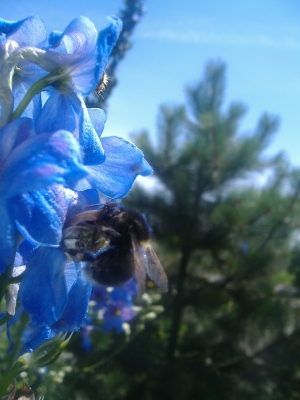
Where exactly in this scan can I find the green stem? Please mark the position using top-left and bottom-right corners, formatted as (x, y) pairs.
(0, 313), (12, 327)
(0, 263), (14, 303)
(83, 328), (142, 372)
(0, 359), (26, 398)
(6, 311), (30, 370)
(166, 250), (190, 361)
(10, 71), (53, 121)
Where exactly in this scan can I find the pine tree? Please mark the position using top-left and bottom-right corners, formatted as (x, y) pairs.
(85, 0), (146, 110)
(121, 60), (300, 399)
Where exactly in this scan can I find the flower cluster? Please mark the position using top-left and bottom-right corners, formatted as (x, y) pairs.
(0, 15), (152, 352)
(81, 279), (137, 351)
(92, 278), (137, 333)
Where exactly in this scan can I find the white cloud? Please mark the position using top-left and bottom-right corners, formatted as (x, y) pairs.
(140, 25), (300, 49)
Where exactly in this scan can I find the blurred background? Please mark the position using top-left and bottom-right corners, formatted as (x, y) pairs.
(1, 0), (300, 399)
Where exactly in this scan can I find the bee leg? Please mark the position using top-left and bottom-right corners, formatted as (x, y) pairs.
(81, 251), (98, 261)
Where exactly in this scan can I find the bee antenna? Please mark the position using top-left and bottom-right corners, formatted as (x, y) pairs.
(84, 203), (104, 209)
(84, 199), (121, 210)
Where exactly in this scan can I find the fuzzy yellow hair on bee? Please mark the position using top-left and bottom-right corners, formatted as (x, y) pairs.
(94, 72), (109, 98)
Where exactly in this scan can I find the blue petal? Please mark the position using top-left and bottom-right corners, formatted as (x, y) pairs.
(120, 305), (136, 322)
(36, 93), (105, 165)
(63, 261), (78, 292)
(19, 247), (69, 327)
(42, 17), (98, 94)
(80, 320), (93, 353)
(11, 186), (68, 246)
(103, 313), (123, 333)
(47, 30), (63, 48)
(52, 272), (92, 332)
(0, 16), (46, 45)
(24, 325), (52, 353)
(13, 73), (43, 121)
(77, 189), (101, 207)
(76, 136), (153, 198)
(36, 92), (76, 134)
(0, 130), (88, 197)
(17, 240), (38, 263)
(14, 252), (23, 267)
(111, 286), (132, 304)
(88, 108), (106, 137)
(65, 188), (101, 220)
(79, 101), (105, 165)
(91, 286), (109, 309)
(0, 18), (26, 36)
(47, 16), (96, 52)
(0, 118), (34, 166)
(96, 16), (123, 80)
(123, 277), (138, 296)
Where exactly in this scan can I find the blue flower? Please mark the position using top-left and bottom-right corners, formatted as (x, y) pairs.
(6, 248), (92, 352)
(45, 16), (121, 94)
(18, 248), (92, 351)
(78, 279), (138, 341)
(80, 317), (94, 353)
(1, 14), (151, 199)
(36, 92), (106, 166)
(95, 16), (122, 83)
(33, 16), (123, 168)
(16, 190), (102, 344)
(90, 285), (110, 310)
(74, 112), (153, 198)
(103, 293), (137, 333)
(0, 12), (154, 357)
(0, 16), (47, 126)
(37, 94), (153, 198)
(0, 15), (46, 46)
(0, 117), (87, 273)
(0, 16), (121, 129)
(102, 279), (137, 333)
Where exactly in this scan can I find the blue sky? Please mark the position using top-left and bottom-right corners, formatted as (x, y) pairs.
(1, 0), (300, 165)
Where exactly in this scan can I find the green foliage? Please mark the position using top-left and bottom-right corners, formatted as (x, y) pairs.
(124, 60), (300, 399)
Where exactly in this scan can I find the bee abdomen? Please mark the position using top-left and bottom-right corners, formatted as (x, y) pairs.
(83, 247), (134, 287)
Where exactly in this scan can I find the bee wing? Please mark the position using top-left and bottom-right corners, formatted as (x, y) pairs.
(143, 244), (168, 292)
(130, 234), (147, 296)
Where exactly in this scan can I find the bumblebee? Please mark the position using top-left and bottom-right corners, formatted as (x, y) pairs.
(63, 202), (168, 295)
(94, 72), (109, 98)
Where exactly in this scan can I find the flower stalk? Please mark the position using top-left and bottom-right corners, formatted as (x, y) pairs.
(0, 11), (159, 394)
(10, 71), (55, 121)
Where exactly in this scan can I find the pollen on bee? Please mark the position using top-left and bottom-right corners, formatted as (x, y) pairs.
(94, 72), (109, 98)
(141, 241), (151, 249)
